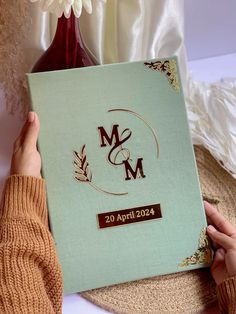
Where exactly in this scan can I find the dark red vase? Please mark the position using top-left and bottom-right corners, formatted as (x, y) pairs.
(32, 11), (94, 72)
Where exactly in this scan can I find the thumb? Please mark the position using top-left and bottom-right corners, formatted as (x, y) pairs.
(207, 225), (235, 250)
(23, 112), (40, 149)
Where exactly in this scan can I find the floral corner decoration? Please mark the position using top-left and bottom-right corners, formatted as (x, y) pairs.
(179, 228), (213, 267)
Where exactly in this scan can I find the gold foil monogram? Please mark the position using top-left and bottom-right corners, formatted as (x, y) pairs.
(144, 59), (180, 92)
(97, 124), (145, 181)
(108, 109), (159, 158)
(73, 109), (159, 196)
(178, 228), (212, 267)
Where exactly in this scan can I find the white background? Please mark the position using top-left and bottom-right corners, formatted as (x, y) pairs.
(185, 0), (236, 60)
(185, 0), (236, 83)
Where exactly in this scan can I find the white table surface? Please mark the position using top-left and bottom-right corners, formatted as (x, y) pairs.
(0, 54), (234, 313)
(188, 52), (236, 82)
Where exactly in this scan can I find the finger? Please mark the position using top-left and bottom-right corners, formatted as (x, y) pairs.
(13, 116), (30, 152)
(22, 112), (40, 149)
(205, 214), (214, 226)
(204, 201), (236, 236)
(212, 248), (225, 269)
(207, 225), (236, 250)
(213, 247), (225, 261)
(211, 248), (228, 285)
(210, 239), (220, 250)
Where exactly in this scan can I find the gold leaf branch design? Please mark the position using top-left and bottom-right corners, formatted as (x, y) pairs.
(178, 228), (212, 267)
(74, 145), (92, 182)
(73, 145), (128, 196)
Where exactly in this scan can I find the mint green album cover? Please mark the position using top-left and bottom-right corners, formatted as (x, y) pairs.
(27, 57), (212, 294)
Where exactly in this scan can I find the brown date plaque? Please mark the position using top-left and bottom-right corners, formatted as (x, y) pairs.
(97, 204), (162, 229)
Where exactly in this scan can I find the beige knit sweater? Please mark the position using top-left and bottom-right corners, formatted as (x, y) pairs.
(0, 175), (235, 313)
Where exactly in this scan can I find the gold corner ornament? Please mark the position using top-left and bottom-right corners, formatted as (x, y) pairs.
(178, 228), (212, 267)
(144, 59), (180, 92)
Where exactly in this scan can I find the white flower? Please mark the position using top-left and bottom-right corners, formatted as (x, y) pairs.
(30, 0), (106, 18)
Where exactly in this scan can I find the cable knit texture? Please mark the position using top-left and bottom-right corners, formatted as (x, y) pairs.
(217, 277), (236, 314)
(0, 175), (63, 313)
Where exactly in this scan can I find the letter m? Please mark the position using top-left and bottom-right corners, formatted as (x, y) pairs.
(98, 124), (120, 147)
(123, 158), (146, 181)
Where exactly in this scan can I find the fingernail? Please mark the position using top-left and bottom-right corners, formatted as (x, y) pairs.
(28, 111), (35, 123)
(207, 225), (216, 233)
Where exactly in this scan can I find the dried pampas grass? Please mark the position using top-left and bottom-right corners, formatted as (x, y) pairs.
(0, 0), (32, 116)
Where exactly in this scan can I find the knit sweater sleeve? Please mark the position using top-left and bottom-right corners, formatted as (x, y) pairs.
(216, 277), (236, 314)
(0, 175), (63, 314)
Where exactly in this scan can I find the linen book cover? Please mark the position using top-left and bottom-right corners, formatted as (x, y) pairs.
(27, 57), (212, 294)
